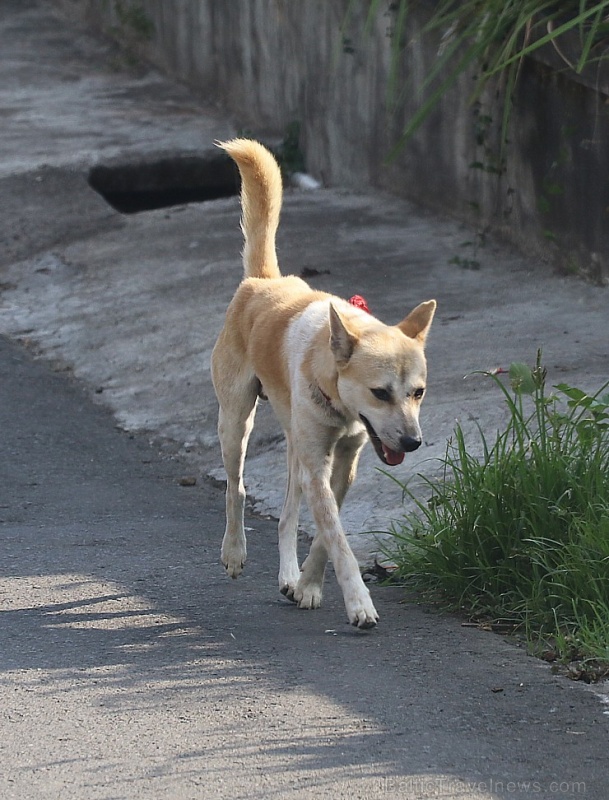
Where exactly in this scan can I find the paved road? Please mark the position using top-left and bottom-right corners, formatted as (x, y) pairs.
(1, 2), (609, 798)
(1, 334), (608, 799)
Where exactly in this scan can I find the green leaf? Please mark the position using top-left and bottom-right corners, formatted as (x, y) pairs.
(555, 383), (587, 400)
(509, 362), (537, 394)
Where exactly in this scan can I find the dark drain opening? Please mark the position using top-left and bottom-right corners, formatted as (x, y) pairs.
(88, 153), (239, 214)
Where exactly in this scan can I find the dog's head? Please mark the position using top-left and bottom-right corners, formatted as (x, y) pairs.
(330, 300), (436, 466)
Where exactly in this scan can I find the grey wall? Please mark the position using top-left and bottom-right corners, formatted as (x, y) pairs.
(58, 0), (608, 281)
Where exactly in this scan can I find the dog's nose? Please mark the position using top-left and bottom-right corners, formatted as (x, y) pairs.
(400, 435), (421, 452)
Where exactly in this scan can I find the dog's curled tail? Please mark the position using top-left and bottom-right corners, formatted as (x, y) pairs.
(216, 138), (282, 280)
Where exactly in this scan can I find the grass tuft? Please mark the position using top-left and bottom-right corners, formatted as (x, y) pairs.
(384, 351), (609, 680)
(378, 0), (609, 157)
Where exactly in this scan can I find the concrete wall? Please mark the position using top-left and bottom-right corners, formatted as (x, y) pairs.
(57, 0), (608, 281)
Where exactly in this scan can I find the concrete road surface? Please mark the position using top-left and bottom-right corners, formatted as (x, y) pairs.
(0, 2), (608, 797)
(2, 334), (608, 799)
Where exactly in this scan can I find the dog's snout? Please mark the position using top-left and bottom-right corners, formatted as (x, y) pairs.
(400, 435), (421, 453)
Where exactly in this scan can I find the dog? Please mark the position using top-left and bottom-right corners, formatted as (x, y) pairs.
(211, 139), (436, 628)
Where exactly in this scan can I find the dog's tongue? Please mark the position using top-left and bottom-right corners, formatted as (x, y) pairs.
(382, 444), (405, 466)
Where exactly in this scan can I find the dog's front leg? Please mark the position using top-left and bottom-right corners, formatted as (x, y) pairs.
(294, 533), (328, 610)
(331, 432), (367, 509)
(296, 449), (379, 628)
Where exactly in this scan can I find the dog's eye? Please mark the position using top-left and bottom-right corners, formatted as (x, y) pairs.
(413, 387), (425, 400)
(371, 387), (392, 402)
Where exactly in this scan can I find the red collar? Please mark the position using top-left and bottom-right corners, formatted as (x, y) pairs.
(348, 294), (370, 313)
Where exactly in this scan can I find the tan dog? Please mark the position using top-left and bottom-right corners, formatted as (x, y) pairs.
(211, 139), (436, 628)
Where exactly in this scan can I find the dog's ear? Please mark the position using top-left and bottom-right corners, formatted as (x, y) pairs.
(329, 304), (359, 366)
(397, 300), (436, 344)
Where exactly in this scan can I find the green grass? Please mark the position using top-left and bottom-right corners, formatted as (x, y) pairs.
(384, 353), (609, 680)
(345, 0), (609, 157)
(401, 0), (609, 156)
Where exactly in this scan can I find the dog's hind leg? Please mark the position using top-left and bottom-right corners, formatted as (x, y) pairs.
(216, 378), (258, 578)
(277, 435), (303, 600)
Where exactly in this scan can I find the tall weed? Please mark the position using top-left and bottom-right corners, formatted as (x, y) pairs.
(385, 353), (609, 677)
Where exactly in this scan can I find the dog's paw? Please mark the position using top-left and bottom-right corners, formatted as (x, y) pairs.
(279, 582), (298, 602)
(222, 555), (245, 579)
(345, 592), (379, 629)
(349, 605), (379, 629)
(221, 539), (246, 579)
(293, 577), (323, 610)
(278, 564), (301, 602)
